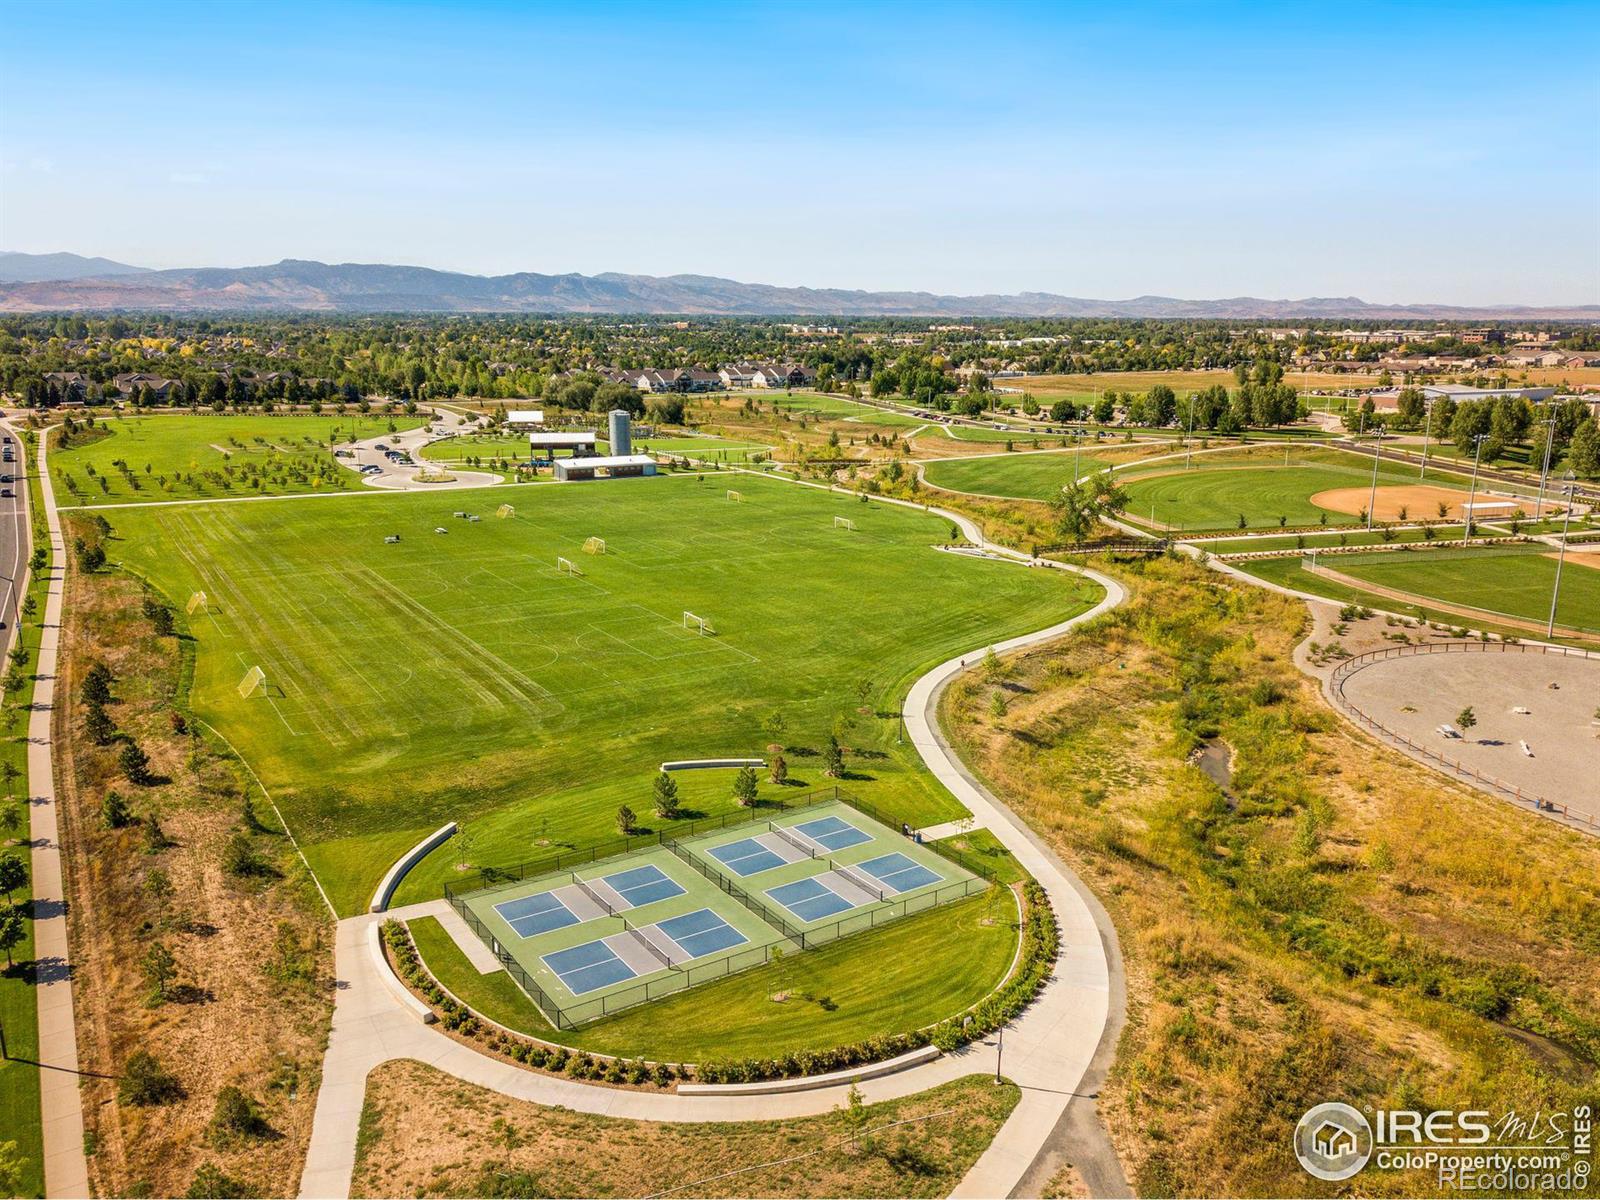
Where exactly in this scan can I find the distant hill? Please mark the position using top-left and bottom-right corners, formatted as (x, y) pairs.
(0, 257), (1593, 319)
(0, 251), (151, 283)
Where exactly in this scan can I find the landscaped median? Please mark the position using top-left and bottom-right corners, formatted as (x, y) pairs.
(379, 879), (1057, 1085)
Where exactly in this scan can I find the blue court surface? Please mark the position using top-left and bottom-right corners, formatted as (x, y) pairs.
(493, 891), (579, 939)
(858, 852), (942, 894)
(656, 908), (748, 959)
(709, 836), (786, 877)
(542, 940), (638, 995)
(599, 864), (686, 908)
(767, 876), (856, 923)
(793, 814), (872, 852)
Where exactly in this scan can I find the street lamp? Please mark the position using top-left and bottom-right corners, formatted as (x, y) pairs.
(1547, 471), (1577, 638)
(1366, 428), (1383, 531)
(1462, 433), (1490, 543)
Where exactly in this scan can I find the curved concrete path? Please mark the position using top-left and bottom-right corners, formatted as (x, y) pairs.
(298, 478), (1128, 1200)
(340, 407), (502, 491)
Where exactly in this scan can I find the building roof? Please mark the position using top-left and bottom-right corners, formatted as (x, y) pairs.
(506, 409), (545, 424)
(527, 431), (597, 446)
(556, 454), (655, 470)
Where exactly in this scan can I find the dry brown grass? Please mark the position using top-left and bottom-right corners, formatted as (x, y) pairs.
(57, 517), (333, 1199)
(351, 1060), (1019, 1198)
(941, 556), (1600, 1196)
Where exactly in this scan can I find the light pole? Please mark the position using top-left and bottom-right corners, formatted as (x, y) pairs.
(1534, 417), (1557, 522)
(1184, 396), (1196, 468)
(1419, 396), (1434, 480)
(1366, 428), (1383, 531)
(1462, 433), (1490, 543)
(995, 1024), (1004, 1084)
(1547, 471), (1577, 637)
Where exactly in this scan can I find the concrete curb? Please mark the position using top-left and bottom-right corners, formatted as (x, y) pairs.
(370, 822), (457, 912)
(367, 923), (436, 1023)
(676, 1045), (942, 1095)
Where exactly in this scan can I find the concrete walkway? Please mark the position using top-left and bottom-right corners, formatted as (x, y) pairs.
(25, 429), (90, 1198)
(298, 478), (1130, 1200)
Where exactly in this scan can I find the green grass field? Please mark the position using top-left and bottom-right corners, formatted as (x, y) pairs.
(632, 436), (772, 461)
(420, 433), (772, 467)
(410, 882), (1017, 1059)
(50, 413), (423, 505)
(102, 473), (1096, 916)
(1117, 446), (1476, 531)
(938, 425), (1062, 444)
(1328, 544), (1600, 632)
(922, 451), (1110, 500)
(418, 432), (531, 464)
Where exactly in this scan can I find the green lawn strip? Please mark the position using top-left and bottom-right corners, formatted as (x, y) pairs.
(940, 426), (1060, 443)
(917, 829), (1024, 884)
(1331, 546), (1600, 633)
(0, 432), (55, 1198)
(50, 413), (423, 505)
(1230, 556), (1599, 645)
(105, 473), (1097, 915)
(922, 452), (1111, 500)
(1194, 525), (1500, 554)
(409, 883), (1017, 1061)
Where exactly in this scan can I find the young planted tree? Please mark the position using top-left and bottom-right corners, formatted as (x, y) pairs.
(823, 734), (844, 779)
(141, 939), (178, 1004)
(1457, 706), (1477, 736)
(102, 789), (134, 829)
(769, 754), (788, 786)
(81, 660), (114, 706)
(85, 701), (116, 745)
(762, 711), (787, 750)
(120, 741), (154, 785)
(0, 852), (28, 905)
(0, 906), (23, 967)
(652, 771), (680, 820)
(616, 804), (638, 835)
(732, 765), (759, 808)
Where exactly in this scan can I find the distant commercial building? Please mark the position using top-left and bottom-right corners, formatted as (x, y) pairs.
(505, 409), (545, 429)
(552, 454), (656, 481)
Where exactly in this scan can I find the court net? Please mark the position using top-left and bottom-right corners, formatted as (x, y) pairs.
(769, 823), (816, 859)
(628, 925), (676, 971)
(573, 877), (615, 915)
(835, 863), (886, 903)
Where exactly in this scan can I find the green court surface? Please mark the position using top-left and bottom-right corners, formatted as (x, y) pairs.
(922, 450), (1110, 500)
(455, 795), (983, 1027)
(50, 413), (422, 505)
(103, 472), (1095, 914)
(461, 845), (787, 1026)
(1325, 544), (1600, 633)
(1118, 446), (1476, 531)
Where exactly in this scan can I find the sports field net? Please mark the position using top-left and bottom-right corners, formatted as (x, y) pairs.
(573, 877), (615, 915)
(835, 862), (887, 902)
(185, 590), (208, 614)
(582, 537), (606, 555)
(496, 504), (515, 518)
(557, 556), (582, 576)
(726, 489), (743, 502)
(237, 665), (266, 698)
(834, 516), (856, 530)
(769, 823), (816, 859)
(683, 611), (712, 635)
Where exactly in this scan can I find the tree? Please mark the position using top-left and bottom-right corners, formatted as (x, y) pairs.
(118, 1050), (183, 1106)
(141, 939), (178, 1003)
(0, 1139), (25, 1196)
(823, 734), (844, 778)
(762, 711), (787, 748)
(1456, 706), (1477, 735)
(81, 660), (114, 706)
(1570, 417), (1600, 478)
(120, 741), (154, 785)
(0, 799), (22, 842)
(85, 701), (116, 745)
(0, 852), (27, 904)
(0, 906), (23, 967)
(732, 765), (758, 808)
(209, 1085), (269, 1142)
(1048, 474), (1129, 544)
(651, 771), (680, 820)
(770, 754), (787, 785)
(102, 789), (134, 829)
(839, 1082), (870, 1154)
(615, 804), (638, 835)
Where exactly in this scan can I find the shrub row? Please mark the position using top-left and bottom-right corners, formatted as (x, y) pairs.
(694, 882), (1059, 1083)
(380, 919), (684, 1088)
(383, 881), (1059, 1086)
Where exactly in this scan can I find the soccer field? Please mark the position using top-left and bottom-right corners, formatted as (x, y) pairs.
(50, 413), (423, 505)
(922, 450), (1110, 500)
(1118, 446), (1476, 530)
(103, 473), (1096, 914)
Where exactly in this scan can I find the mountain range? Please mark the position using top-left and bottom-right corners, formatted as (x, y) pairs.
(0, 253), (1594, 320)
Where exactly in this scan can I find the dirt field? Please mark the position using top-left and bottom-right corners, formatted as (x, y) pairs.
(1551, 547), (1600, 572)
(1337, 649), (1600, 825)
(1310, 484), (1560, 522)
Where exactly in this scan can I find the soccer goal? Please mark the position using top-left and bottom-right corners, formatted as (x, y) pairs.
(582, 536), (607, 555)
(683, 611), (713, 635)
(557, 556), (583, 576)
(726, 490), (743, 502)
(185, 590), (208, 614)
(833, 516), (856, 531)
(496, 503), (515, 518)
(237, 665), (266, 698)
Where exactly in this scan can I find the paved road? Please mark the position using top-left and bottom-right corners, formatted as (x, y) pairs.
(0, 425), (29, 637)
(339, 408), (502, 491)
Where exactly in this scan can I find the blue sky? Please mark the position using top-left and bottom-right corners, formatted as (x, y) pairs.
(2, 0), (1596, 304)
